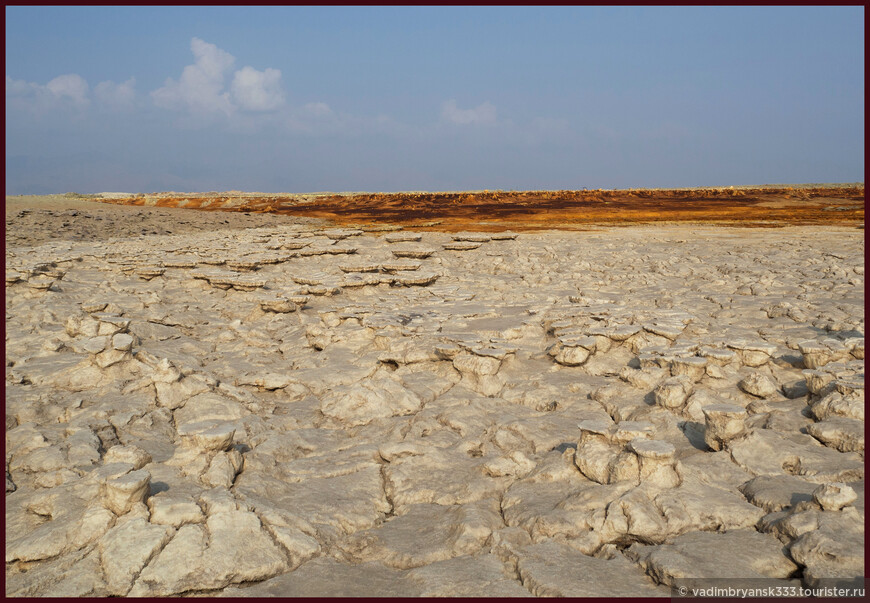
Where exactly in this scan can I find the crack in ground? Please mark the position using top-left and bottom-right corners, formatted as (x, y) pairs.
(121, 526), (177, 596)
(378, 463), (396, 519)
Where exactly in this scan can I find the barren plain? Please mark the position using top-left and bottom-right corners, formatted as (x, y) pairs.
(5, 187), (865, 596)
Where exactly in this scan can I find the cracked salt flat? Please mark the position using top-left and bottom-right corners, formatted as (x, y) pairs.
(5, 220), (864, 596)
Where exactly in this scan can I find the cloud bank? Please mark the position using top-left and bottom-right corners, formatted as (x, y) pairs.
(94, 78), (137, 109)
(7, 38), (503, 136)
(231, 66), (285, 111)
(6, 37), (582, 194)
(45, 74), (90, 106)
(441, 99), (497, 125)
(151, 37), (235, 114)
(6, 73), (91, 109)
(151, 37), (285, 115)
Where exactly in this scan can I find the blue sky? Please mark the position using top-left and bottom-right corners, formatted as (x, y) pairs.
(5, 6), (864, 194)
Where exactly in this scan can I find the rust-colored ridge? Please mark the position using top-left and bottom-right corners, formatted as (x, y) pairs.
(96, 186), (864, 232)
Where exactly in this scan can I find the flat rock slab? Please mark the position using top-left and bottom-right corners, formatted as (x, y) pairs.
(729, 429), (864, 483)
(789, 510), (864, 588)
(391, 247), (437, 259)
(129, 511), (287, 596)
(739, 475), (819, 512)
(516, 540), (669, 597)
(220, 558), (420, 597)
(235, 464), (391, 537)
(627, 529), (798, 587)
(339, 500), (502, 569)
(443, 242), (482, 251)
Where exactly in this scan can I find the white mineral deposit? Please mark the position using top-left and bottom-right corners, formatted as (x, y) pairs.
(4, 193), (864, 597)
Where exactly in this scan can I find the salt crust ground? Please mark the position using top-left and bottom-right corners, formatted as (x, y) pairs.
(5, 198), (864, 596)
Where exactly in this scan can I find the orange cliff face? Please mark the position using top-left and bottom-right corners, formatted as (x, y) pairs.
(97, 186), (865, 232)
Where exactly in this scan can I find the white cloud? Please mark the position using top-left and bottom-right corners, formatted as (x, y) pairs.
(7, 74), (90, 104)
(6, 73), (91, 113)
(441, 99), (497, 125)
(231, 66), (284, 111)
(283, 102), (404, 137)
(151, 37), (235, 115)
(152, 38), (286, 117)
(303, 101), (332, 117)
(6, 76), (40, 97)
(94, 77), (136, 108)
(45, 74), (90, 106)
(283, 102), (340, 134)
